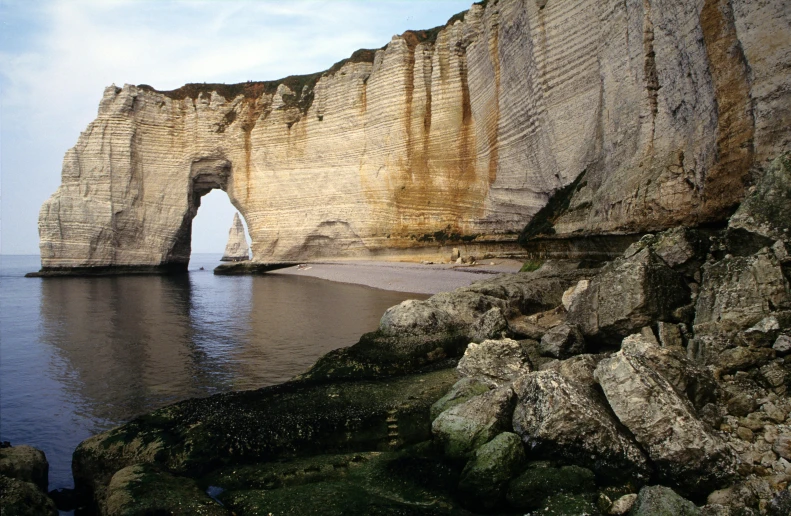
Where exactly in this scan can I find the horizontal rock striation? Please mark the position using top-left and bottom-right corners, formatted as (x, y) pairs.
(37, 0), (790, 271)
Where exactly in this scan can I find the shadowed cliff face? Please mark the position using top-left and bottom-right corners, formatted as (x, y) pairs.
(37, 0), (791, 269)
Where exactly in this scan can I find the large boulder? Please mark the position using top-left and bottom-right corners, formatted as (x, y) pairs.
(594, 336), (738, 494)
(0, 444), (49, 492)
(0, 475), (57, 516)
(567, 248), (690, 345)
(539, 323), (586, 358)
(457, 338), (531, 387)
(457, 432), (526, 510)
(691, 248), (790, 365)
(511, 370), (651, 482)
(614, 333), (718, 411)
(729, 154), (791, 244)
(430, 378), (491, 421)
(695, 249), (790, 337)
(432, 386), (515, 460)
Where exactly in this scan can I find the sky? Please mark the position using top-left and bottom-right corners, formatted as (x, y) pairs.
(0, 0), (472, 255)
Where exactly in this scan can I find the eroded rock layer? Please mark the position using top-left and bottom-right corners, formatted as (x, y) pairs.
(38, 0), (791, 269)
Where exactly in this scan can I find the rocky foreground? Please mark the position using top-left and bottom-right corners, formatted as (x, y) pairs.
(32, 154), (786, 515)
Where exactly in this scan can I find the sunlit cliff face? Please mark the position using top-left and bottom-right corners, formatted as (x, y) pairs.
(37, 0), (791, 269)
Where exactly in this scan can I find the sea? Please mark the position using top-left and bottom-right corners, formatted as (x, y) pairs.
(0, 254), (425, 492)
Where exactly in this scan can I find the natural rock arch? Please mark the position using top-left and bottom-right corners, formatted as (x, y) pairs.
(167, 158), (250, 266)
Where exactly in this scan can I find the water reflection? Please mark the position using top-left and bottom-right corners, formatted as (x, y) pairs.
(4, 256), (425, 488)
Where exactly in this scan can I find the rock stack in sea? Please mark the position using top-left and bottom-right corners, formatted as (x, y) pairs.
(68, 154), (791, 514)
(220, 213), (250, 262)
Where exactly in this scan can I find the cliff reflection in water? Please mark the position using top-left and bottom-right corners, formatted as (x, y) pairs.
(0, 254), (425, 489)
(38, 270), (423, 431)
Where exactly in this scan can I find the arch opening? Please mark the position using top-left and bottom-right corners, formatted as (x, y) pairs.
(165, 159), (252, 268)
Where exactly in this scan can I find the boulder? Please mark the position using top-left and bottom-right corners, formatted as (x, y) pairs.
(694, 249), (790, 351)
(741, 316), (781, 347)
(511, 371), (651, 482)
(729, 154), (791, 244)
(543, 353), (605, 388)
(457, 338), (531, 388)
(430, 378), (491, 421)
(608, 493), (638, 515)
(457, 432), (526, 510)
(506, 462), (595, 510)
(629, 485), (700, 516)
(470, 307), (508, 342)
(594, 337), (737, 494)
(562, 280), (589, 310)
(104, 464), (229, 515)
(773, 334), (791, 355)
(567, 248), (690, 345)
(432, 386), (515, 460)
(614, 333), (718, 411)
(539, 323), (586, 358)
(0, 476), (57, 516)
(0, 444), (49, 492)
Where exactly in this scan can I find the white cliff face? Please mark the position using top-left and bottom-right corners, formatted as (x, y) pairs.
(37, 0), (791, 270)
(221, 213), (250, 262)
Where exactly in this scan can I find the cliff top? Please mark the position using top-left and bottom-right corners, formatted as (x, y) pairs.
(135, 1), (488, 102)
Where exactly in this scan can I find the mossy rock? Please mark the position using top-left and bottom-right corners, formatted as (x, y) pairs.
(104, 464), (228, 516)
(506, 463), (596, 509)
(534, 492), (601, 515)
(210, 449), (469, 515)
(457, 432), (526, 510)
(0, 475), (57, 516)
(629, 485), (700, 516)
(430, 378), (491, 421)
(74, 368), (458, 507)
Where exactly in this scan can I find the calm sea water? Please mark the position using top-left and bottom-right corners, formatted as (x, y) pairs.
(0, 254), (425, 491)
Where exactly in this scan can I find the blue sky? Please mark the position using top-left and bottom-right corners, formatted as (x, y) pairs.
(0, 0), (472, 255)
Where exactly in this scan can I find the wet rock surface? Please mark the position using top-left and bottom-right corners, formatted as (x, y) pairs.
(0, 443), (56, 515)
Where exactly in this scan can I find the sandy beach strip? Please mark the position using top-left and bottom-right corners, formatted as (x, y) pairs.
(269, 259), (524, 295)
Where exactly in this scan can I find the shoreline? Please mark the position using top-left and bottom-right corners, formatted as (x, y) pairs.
(268, 259), (525, 295)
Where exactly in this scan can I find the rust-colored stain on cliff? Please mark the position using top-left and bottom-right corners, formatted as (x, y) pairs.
(699, 0), (754, 220)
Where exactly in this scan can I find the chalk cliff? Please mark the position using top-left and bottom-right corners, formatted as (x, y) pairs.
(221, 213), (250, 262)
(37, 0), (791, 271)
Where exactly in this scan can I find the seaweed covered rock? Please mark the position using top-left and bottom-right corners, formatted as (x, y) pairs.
(0, 444), (49, 492)
(208, 449), (466, 516)
(511, 370), (651, 482)
(457, 432), (526, 510)
(629, 485), (700, 516)
(432, 386), (515, 460)
(73, 368), (457, 507)
(456, 338), (531, 387)
(0, 475), (57, 516)
(567, 248), (689, 345)
(594, 336), (737, 495)
(506, 462), (596, 510)
(430, 378), (491, 421)
(104, 464), (228, 515)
